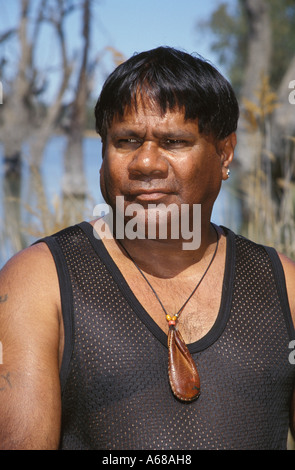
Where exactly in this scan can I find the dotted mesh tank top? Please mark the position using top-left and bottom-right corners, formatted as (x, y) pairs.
(41, 222), (295, 450)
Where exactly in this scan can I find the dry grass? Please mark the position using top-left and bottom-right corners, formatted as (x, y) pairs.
(0, 164), (94, 266)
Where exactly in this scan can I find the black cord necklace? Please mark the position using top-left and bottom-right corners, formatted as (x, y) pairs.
(117, 224), (219, 402)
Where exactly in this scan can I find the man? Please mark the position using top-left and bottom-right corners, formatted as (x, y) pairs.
(0, 47), (294, 450)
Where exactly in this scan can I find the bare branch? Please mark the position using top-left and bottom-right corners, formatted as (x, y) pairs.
(0, 29), (16, 44)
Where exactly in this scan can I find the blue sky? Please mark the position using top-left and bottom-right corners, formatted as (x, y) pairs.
(0, 0), (236, 101)
(91, 0), (234, 87)
(95, 0), (222, 60)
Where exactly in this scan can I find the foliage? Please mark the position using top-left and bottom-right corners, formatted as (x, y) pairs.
(198, 0), (295, 92)
(241, 75), (280, 132)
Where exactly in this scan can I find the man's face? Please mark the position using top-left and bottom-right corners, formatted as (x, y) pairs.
(100, 101), (233, 227)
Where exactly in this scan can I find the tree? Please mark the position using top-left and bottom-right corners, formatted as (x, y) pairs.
(237, 0), (271, 171)
(0, 0), (101, 260)
(62, 0), (90, 224)
(198, 0), (295, 257)
(0, 0), (76, 177)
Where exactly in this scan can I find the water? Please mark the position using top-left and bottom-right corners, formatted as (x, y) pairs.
(0, 135), (241, 268)
(41, 135), (104, 205)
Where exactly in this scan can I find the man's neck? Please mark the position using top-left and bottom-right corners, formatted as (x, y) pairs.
(115, 221), (219, 279)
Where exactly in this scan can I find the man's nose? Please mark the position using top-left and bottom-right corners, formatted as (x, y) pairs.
(128, 142), (168, 177)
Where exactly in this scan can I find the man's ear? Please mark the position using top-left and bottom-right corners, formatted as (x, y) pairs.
(99, 157), (107, 203)
(101, 140), (106, 159)
(217, 132), (237, 180)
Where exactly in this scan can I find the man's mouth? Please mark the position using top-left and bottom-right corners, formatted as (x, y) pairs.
(127, 189), (174, 202)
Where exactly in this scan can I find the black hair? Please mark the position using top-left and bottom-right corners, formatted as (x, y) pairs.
(94, 46), (239, 141)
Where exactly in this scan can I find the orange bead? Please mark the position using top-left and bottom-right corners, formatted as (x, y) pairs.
(172, 316), (177, 321)
(166, 314), (171, 322)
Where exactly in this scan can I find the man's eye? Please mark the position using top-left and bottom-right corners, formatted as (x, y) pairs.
(116, 138), (141, 148)
(120, 138), (140, 144)
(164, 139), (186, 147)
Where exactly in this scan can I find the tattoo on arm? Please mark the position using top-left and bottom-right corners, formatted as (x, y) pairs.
(0, 294), (8, 303)
(0, 373), (12, 391)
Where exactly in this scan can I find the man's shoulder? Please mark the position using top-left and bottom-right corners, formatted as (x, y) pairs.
(1, 241), (55, 276)
(0, 241), (59, 309)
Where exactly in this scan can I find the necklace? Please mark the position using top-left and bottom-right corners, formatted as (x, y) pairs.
(118, 224), (219, 402)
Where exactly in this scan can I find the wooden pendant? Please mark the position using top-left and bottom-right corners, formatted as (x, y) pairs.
(168, 326), (200, 402)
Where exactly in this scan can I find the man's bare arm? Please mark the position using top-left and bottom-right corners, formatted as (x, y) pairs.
(0, 243), (62, 449)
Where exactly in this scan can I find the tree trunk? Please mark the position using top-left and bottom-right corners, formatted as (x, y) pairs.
(1, 0), (31, 177)
(236, 0), (272, 171)
(62, 0), (90, 221)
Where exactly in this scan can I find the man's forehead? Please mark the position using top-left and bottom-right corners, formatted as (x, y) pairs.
(109, 101), (195, 130)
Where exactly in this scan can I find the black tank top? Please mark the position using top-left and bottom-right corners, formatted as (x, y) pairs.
(40, 222), (295, 450)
